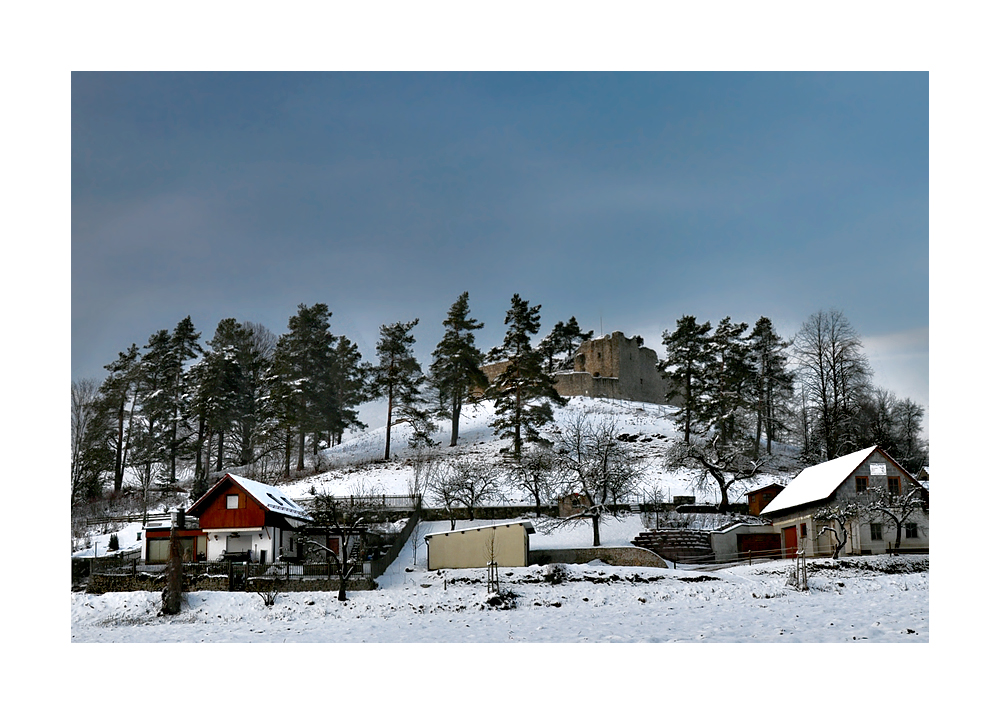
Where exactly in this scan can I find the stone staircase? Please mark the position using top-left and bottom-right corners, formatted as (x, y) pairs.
(631, 529), (714, 565)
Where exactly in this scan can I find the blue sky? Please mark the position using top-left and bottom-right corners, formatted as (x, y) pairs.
(72, 72), (928, 427)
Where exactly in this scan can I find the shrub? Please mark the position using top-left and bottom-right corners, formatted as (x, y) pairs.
(108, 533), (119, 552)
(542, 563), (568, 585)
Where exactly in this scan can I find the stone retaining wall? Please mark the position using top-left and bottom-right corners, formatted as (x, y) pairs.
(529, 546), (668, 568)
(85, 571), (375, 594)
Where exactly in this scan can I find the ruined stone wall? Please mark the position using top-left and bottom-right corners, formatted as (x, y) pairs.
(559, 332), (667, 404)
(479, 331), (676, 405)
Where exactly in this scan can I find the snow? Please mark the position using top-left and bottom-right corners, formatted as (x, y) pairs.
(760, 445), (878, 515)
(280, 397), (708, 505)
(68, 398), (930, 655)
(71, 517), (929, 644)
(219, 473), (312, 520)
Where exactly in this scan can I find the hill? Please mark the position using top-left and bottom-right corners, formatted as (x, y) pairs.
(72, 395), (801, 557)
(274, 395), (799, 508)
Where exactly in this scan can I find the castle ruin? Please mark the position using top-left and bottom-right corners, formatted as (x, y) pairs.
(554, 331), (667, 404)
(482, 331), (669, 404)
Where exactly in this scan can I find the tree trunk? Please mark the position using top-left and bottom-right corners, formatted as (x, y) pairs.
(384, 386), (394, 461)
(195, 415), (205, 479)
(592, 513), (601, 547)
(161, 512), (183, 615)
(450, 402), (461, 447)
(114, 401), (126, 493)
(283, 428), (292, 478)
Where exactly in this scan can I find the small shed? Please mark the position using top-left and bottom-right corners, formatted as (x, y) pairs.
(746, 483), (784, 516)
(424, 520), (534, 570)
(558, 493), (592, 517)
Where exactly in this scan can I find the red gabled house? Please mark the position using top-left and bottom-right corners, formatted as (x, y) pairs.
(160, 473), (312, 564)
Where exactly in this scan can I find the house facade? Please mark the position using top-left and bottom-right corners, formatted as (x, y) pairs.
(760, 446), (929, 558)
(142, 511), (207, 563)
(174, 474), (312, 564)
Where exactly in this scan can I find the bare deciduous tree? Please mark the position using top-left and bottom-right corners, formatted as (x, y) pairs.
(71, 378), (104, 504)
(307, 484), (386, 601)
(508, 445), (557, 517)
(794, 309), (872, 460)
(814, 502), (861, 559)
(554, 412), (645, 546)
(664, 434), (768, 513)
(858, 486), (927, 552)
(447, 457), (505, 521)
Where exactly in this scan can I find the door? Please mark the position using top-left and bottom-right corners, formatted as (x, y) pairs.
(783, 525), (798, 558)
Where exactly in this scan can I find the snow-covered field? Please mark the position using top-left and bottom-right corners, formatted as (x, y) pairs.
(72, 513), (928, 644)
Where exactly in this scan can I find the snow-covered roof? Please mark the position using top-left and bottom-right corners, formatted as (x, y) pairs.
(191, 474), (312, 521)
(760, 446), (879, 516)
(424, 519), (535, 541)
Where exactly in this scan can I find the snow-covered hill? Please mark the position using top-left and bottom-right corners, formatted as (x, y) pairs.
(277, 396), (797, 507)
(73, 395), (802, 558)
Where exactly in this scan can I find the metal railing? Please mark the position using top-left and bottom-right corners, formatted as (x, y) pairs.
(298, 494), (421, 512)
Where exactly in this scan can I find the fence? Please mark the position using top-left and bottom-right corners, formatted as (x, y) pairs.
(296, 494), (421, 512)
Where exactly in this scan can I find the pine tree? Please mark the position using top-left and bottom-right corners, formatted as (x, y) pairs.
(429, 292), (488, 447)
(371, 319), (433, 460)
(195, 319), (278, 472)
(322, 336), (369, 446)
(133, 329), (175, 487)
(661, 315), (713, 444)
(274, 304), (336, 471)
(892, 398), (928, 473)
(94, 344), (140, 493)
(164, 316), (202, 483)
(702, 317), (753, 445)
(486, 294), (566, 459)
(539, 317), (593, 371)
(748, 316), (794, 456)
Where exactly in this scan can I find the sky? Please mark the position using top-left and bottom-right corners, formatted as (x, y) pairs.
(71, 72), (929, 432)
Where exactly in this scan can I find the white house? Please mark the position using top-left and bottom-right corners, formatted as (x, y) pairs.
(760, 445), (929, 557)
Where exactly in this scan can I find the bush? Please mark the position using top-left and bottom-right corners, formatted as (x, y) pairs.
(108, 533), (119, 552)
(542, 563), (568, 585)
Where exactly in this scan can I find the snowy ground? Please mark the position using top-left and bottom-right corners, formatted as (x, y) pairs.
(261, 396), (796, 507)
(71, 515), (929, 644)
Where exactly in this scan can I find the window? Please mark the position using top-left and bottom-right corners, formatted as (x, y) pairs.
(905, 522), (918, 539)
(227, 494), (239, 509)
(870, 523), (883, 541)
(856, 476), (868, 493)
(888, 476), (900, 495)
(800, 523), (807, 538)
